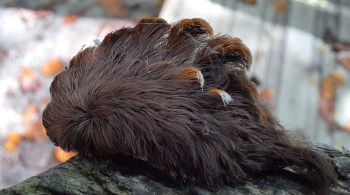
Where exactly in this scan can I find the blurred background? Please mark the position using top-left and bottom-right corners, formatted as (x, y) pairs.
(0, 0), (349, 189)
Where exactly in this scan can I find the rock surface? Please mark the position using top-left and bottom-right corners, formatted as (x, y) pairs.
(1, 144), (349, 195)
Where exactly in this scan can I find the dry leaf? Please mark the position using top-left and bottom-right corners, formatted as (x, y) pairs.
(22, 121), (47, 141)
(22, 104), (40, 126)
(63, 15), (79, 24)
(244, 0), (256, 5)
(54, 147), (77, 163)
(42, 59), (64, 76)
(4, 133), (22, 152)
(321, 72), (345, 101)
(260, 89), (274, 100)
(97, 0), (128, 18)
(19, 9), (52, 22)
(275, 0), (288, 13)
(19, 68), (41, 92)
(328, 71), (345, 86)
(156, 0), (165, 8)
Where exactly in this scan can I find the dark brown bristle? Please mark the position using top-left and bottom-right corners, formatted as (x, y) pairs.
(177, 18), (214, 36)
(208, 37), (252, 69)
(100, 27), (131, 45)
(207, 88), (224, 96)
(138, 17), (168, 24)
(178, 67), (201, 80)
(207, 88), (233, 107)
(167, 18), (213, 55)
(43, 17), (336, 195)
(177, 67), (204, 89)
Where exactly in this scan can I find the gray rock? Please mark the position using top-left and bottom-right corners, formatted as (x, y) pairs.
(1, 145), (349, 195)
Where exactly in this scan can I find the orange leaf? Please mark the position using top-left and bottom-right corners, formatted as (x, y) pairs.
(22, 121), (47, 141)
(55, 147), (77, 163)
(22, 104), (40, 125)
(5, 133), (22, 152)
(260, 89), (274, 100)
(275, 0), (288, 13)
(63, 15), (79, 24)
(244, 0), (256, 5)
(97, 0), (128, 17)
(42, 59), (64, 76)
(19, 68), (41, 92)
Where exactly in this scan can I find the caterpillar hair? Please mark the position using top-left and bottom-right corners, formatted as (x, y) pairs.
(43, 18), (336, 194)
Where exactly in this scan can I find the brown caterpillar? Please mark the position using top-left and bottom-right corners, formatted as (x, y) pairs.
(42, 18), (336, 194)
